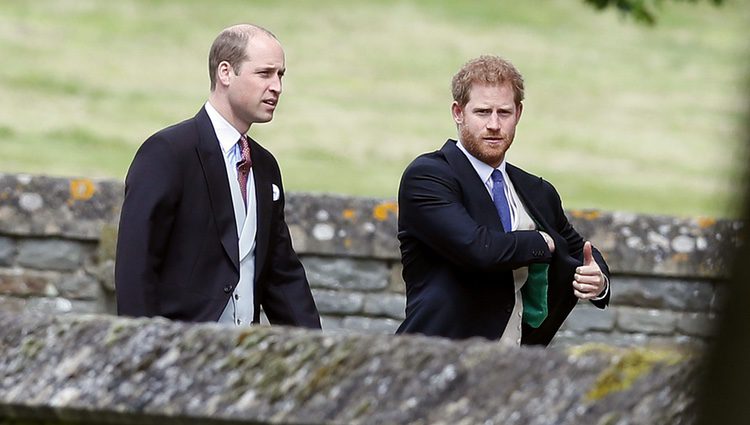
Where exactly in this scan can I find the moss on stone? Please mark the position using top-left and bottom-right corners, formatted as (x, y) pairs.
(297, 339), (363, 402)
(257, 356), (296, 402)
(573, 344), (687, 401)
(20, 337), (42, 359)
(353, 399), (373, 418)
(103, 322), (128, 347)
(96, 224), (118, 263)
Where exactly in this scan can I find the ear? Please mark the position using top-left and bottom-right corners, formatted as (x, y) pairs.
(216, 61), (233, 88)
(516, 102), (523, 122)
(451, 101), (464, 125)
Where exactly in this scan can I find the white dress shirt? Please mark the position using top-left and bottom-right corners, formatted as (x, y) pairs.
(205, 101), (256, 327)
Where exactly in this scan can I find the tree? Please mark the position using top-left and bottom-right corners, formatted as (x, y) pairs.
(583, 0), (725, 25)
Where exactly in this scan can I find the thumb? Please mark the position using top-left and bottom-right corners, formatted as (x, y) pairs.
(583, 241), (594, 266)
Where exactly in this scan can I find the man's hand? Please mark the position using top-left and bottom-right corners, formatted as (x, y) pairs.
(539, 231), (555, 253)
(573, 241), (606, 300)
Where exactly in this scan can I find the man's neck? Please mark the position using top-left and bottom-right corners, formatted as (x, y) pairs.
(207, 93), (251, 134)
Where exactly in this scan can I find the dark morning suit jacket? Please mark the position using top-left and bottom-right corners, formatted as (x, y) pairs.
(115, 107), (321, 328)
(395, 139), (609, 345)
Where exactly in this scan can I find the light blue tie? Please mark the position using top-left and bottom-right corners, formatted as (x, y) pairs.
(491, 170), (511, 232)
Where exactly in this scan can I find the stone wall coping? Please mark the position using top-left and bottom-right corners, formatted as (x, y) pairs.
(0, 312), (699, 424)
(0, 173), (742, 278)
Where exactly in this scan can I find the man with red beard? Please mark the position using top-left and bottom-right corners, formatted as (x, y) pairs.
(395, 56), (610, 345)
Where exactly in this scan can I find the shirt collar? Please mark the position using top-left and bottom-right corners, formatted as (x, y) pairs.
(456, 139), (507, 184)
(204, 101), (242, 155)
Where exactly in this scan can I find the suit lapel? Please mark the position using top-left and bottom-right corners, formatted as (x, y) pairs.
(506, 164), (553, 234)
(249, 137), (272, 281)
(440, 139), (503, 229)
(194, 107), (240, 272)
(238, 171), (257, 260)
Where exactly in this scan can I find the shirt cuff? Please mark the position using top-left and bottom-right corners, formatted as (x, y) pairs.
(591, 273), (610, 301)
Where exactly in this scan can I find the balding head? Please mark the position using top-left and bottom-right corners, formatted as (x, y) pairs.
(208, 24), (278, 91)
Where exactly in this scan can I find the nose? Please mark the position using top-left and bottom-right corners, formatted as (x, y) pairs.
(486, 112), (501, 131)
(270, 75), (282, 94)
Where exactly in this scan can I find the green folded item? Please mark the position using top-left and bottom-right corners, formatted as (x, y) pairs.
(522, 262), (549, 328)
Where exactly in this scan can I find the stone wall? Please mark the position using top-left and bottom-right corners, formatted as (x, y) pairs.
(0, 312), (703, 424)
(0, 173), (742, 346)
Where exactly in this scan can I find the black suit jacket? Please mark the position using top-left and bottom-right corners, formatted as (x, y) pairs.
(396, 139), (609, 345)
(115, 107), (321, 328)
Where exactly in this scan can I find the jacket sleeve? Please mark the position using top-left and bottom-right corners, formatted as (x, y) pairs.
(115, 135), (181, 317)
(399, 158), (552, 272)
(259, 168), (321, 329)
(547, 180), (611, 308)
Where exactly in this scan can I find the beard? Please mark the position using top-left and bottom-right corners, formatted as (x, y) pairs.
(459, 125), (513, 168)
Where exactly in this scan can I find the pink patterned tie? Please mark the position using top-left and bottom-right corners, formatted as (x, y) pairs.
(236, 135), (252, 207)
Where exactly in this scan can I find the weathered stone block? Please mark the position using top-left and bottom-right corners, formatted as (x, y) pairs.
(0, 237), (14, 267)
(86, 259), (115, 293)
(0, 268), (58, 297)
(552, 330), (705, 349)
(362, 293), (405, 320)
(56, 272), (103, 300)
(23, 297), (103, 315)
(616, 307), (678, 335)
(388, 262), (405, 294)
(0, 293), (104, 316)
(677, 312), (718, 338)
(96, 223), (118, 262)
(17, 239), (87, 271)
(310, 289), (363, 314)
(302, 256), (389, 291)
(653, 334), (707, 348)
(342, 316), (400, 334)
(560, 303), (616, 333)
(0, 295), (26, 313)
(568, 210), (740, 278)
(552, 330), (649, 348)
(711, 283), (727, 312)
(612, 276), (715, 312)
(285, 193), (399, 259)
(0, 174), (123, 239)
(320, 315), (344, 332)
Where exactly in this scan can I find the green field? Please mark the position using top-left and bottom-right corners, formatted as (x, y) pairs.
(0, 0), (747, 218)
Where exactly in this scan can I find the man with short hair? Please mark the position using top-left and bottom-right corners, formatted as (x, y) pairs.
(396, 55), (609, 345)
(115, 24), (321, 329)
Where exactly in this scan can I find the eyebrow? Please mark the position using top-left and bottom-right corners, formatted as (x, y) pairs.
(253, 64), (284, 72)
(473, 105), (513, 111)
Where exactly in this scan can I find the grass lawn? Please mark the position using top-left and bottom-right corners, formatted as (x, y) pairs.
(0, 0), (748, 218)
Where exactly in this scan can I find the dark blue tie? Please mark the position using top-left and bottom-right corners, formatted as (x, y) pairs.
(491, 170), (511, 232)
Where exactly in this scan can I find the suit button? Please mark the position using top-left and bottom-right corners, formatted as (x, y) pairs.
(223, 285), (232, 293)
(505, 305), (512, 313)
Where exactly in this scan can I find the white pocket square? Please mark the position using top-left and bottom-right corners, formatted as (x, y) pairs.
(272, 184), (280, 201)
